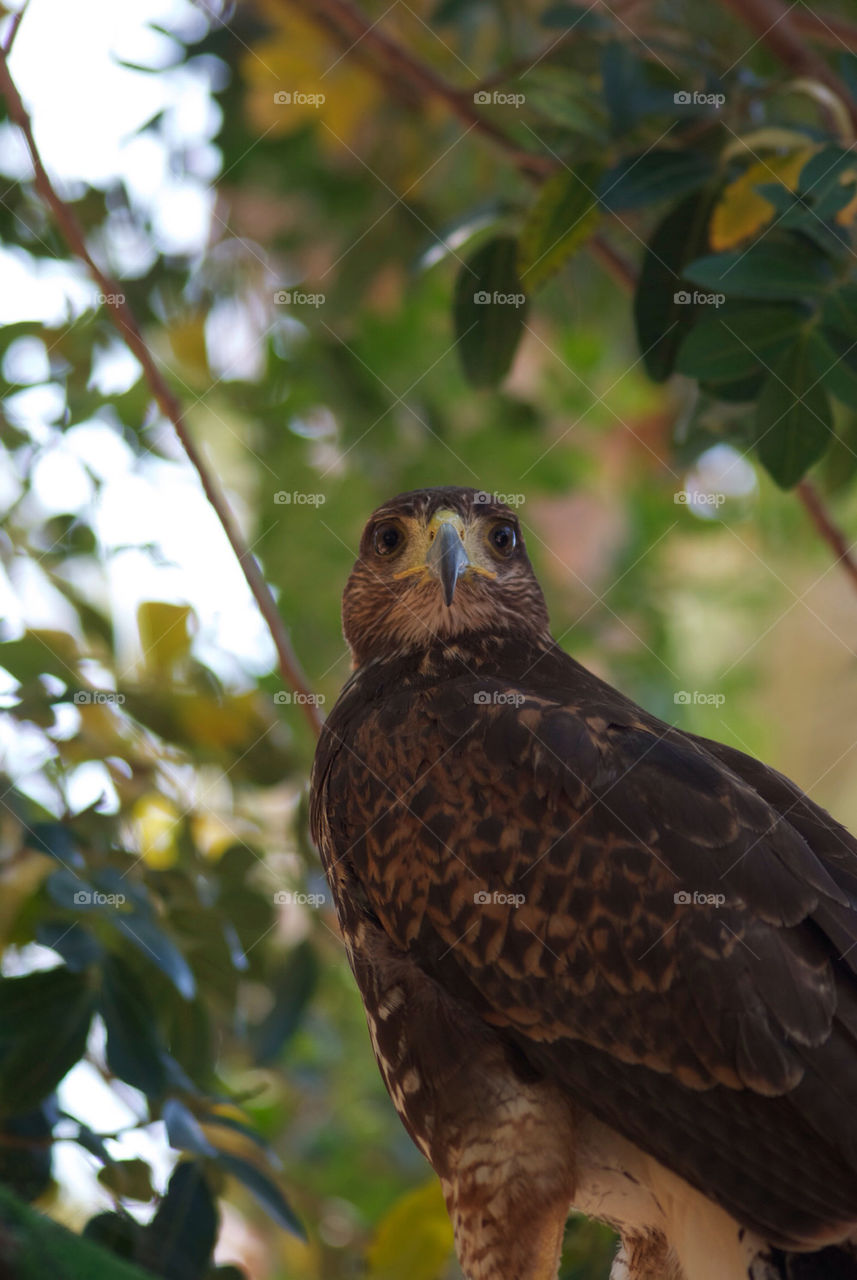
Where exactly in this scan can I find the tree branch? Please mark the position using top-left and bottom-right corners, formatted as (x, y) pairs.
(796, 480), (857, 593)
(718, 0), (857, 133)
(0, 50), (324, 737)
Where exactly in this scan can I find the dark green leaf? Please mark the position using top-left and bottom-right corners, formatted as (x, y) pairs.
(27, 823), (83, 869)
(633, 189), (712, 381)
(821, 283), (857, 340)
(98, 1159), (156, 1203)
(599, 150), (714, 210)
(453, 237), (528, 388)
(0, 1104), (53, 1201)
(252, 941), (319, 1065)
(810, 328), (857, 410)
(685, 238), (834, 299)
(137, 1163), (217, 1280)
(83, 1211), (143, 1262)
(675, 304), (807, 381)
(163, 1099), (218, 1159)
(36, 920), (103, 971)
(755, 338), (833, 487)
(113, 913), (196, 1000)
(0, 967), (94, 1115)
(517, 163), (600, 291)
(216, 1153), (305, 1238)
(99, 954), (169, 1096)
(797, 146), (857, 220)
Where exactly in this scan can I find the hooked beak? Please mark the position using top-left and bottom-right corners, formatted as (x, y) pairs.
(425, 516), (470, 607)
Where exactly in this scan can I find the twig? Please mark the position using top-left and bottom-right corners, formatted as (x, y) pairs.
(791, 8), (857, 54)
(718, 0), (857, 133)
(2, 1), (29, 56)
(0, 50), (324, 738)
(796, 480), (857, 593)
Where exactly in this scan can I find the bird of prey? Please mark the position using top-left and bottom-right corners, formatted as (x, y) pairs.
(310, 486), (857, 1280)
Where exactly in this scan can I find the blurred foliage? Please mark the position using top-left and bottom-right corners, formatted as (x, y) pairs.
(1, 0), (857, 1278)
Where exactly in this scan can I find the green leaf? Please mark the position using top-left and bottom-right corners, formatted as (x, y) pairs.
(821, 283), (857, 340)
(36, 921), (103, 971)
(755, 338), (833, 487)
(599, 150), (714, 211)
(215, 1153), (305, 1238)
(685, 238), (834, 299)
(0, 967), (95, 1115)
(633, 189), (712, 382)
(797, 145), (857, 220)
(252, 941), (319, 1065)
(0, 630), (79, 685)
(809, 328), (857, 410)
(98, 1159), (156, 1203)
(164, 1099), (218, 1159)
(517, 163), (600, 291)
(99, 954), (170, 1096)
(0, 1105), (53, 1202)
(453, 236), (528, 388)
(113, 912), (196, 1000)
(137, 1163), (217, 1280)
(675, 305), (807, 382)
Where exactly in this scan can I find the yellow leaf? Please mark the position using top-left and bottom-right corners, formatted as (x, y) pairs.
(709, 148), (816, 251)
(367, 1180), (454, 1280)
(174, 691), (260, 751)
(241, 11), (381, 151)
(137, 601), (195, 674)
(131, 794), (180, 870)
(165, 314), (208, 377)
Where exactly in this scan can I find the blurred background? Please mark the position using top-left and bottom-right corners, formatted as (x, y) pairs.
(1, 0), (857, 1277)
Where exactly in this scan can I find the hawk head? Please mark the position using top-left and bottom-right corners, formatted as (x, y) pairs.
(342, 486), (551, 666)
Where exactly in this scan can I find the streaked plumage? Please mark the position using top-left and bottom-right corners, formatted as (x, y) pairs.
(311, 486), (857, 1280)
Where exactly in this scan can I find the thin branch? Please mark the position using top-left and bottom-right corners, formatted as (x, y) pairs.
(0, 50), (324, 738)
(718, 0), (857, 133)
(791, 8), (857, 54)
(2, 1), (29, 56)
(796, 480), (857, 594)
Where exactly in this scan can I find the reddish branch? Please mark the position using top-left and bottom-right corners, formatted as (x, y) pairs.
(796, 481), (857, 593)
(0, 49), (324, 737)
(719, 0), (857, 133)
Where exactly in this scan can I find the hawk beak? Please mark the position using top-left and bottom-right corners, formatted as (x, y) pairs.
(426, 516), (470, 607)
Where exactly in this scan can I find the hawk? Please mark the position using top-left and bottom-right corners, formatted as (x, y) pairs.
(310, 486), (857, 1280)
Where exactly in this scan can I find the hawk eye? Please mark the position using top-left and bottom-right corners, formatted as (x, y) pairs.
(489, 522), (516, 557)
(373, 522), (403, 556)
